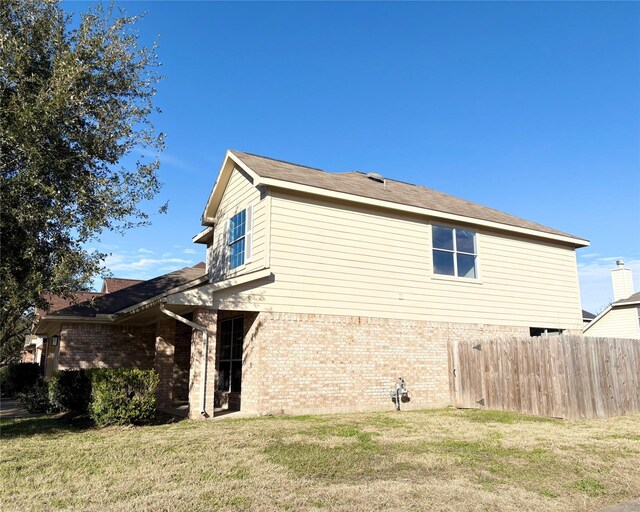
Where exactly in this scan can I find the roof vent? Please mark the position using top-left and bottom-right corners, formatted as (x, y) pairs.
(366, 172), (385, 184)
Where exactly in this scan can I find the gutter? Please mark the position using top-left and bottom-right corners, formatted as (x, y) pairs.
(159, 302), (210, 417)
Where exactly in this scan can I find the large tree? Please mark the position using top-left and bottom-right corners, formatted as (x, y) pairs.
(0, 0), (165, 352)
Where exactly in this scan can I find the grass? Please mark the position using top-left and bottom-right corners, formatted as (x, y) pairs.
(1, 408), (639, 511)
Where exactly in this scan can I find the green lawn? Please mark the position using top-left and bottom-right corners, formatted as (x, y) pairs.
(1, 408), (639, 511)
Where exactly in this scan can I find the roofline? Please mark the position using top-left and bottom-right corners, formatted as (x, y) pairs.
(165, 268), (273, 306)
(583, 305), (613, 333)
(256, 177), (590, 247)
(113, 275), (209, 317)
(34, 275), (208, 326)
(201, 150), (262, 223)
(192, 226), (214, 244)
(613, 300), (640, 307)
(581, 299), (638, 334)
(200, 150), (589, 247)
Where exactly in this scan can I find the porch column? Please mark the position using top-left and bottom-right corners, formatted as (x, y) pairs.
(188, 308), (217, 419)
(155, 319), (176, 408)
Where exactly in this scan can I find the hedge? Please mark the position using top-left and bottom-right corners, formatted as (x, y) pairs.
(89, 369), (159, 426)
(0, 363), (41, 397)
(49, 369), (92, 412)
(15, 368), (159, 426)
(16, 378), (58, 413)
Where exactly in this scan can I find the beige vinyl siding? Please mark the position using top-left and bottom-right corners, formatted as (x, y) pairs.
(584, 306), (640, 339)
(209, 167), (268, 280)
(247, 190), (584, 329)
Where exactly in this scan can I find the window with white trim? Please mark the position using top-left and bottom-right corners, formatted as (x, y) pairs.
(228, 205), (253, 270)
(432, 225), (478, 278)
(228, 210), (246, 269)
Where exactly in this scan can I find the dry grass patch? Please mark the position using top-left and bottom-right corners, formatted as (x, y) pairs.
(1, 408), (639, 511)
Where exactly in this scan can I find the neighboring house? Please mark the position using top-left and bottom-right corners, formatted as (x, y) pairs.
(582, 309), (596, 327)
(584, 261), (640, 339)
(100, 277), (143, 294)
(32, 150), (590, 418)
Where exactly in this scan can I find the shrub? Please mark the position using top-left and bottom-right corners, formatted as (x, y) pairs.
(49, 370), (92, 412)
(89, 369), (159, 426)
(16, 379), (58, 413)
(0, 363), (41, 397)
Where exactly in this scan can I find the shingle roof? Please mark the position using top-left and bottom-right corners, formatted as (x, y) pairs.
(231, 150), (584, 242)
(37, 292), (105, 317)
(101, 278), (143, 294)
(582, 309), (596, 320)
(47, 264), (206, 318)
(614, 291), (640, 305)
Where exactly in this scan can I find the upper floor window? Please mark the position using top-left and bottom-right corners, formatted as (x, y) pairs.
(432, 225), (477, 279)
(227, 205), (253, 270)
(228, 210), (246, 269)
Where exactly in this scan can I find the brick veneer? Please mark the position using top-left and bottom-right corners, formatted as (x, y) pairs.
(188, 309), (218, 419)
(154, 319), (176, 408)
(58, 323), (156, 370)
(188, 311), (528, 417)
(173, 319), (193, 402)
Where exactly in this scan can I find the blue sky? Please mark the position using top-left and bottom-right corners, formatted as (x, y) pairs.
(68, 2), (639, 314)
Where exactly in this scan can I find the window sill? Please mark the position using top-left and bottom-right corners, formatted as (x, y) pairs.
(225, 264), (247, 279)
(431, 274), (483, 285)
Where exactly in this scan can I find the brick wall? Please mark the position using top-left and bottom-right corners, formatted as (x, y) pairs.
(58, 323), (156, 370)
(188, 309), (217, 419)
(154, 319), (176, 408)
(245, 313), (526, 415)
(188, 310), (527, 417)
(173, 319), (193, 402)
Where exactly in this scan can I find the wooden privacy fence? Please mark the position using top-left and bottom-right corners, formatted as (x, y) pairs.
(448, 336), (640, 419)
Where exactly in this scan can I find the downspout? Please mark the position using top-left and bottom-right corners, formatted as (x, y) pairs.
(159, 302), (210, 416)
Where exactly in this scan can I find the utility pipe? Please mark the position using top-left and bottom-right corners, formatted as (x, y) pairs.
(159, 302), (209, 416)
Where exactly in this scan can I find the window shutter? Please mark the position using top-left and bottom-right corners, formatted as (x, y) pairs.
(245, 204), (253, 263)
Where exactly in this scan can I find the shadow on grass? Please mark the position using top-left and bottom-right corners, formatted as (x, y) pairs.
(0, 413), (94, 439)
(0, 410), (185, 439)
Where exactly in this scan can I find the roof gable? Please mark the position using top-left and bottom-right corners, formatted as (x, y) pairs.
(201, 150), (261, 224)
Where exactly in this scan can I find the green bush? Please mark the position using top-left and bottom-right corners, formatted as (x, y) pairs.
(89, 369), (159, 426)
(0, 363), (41, 397)
(49, 369), (92, 412)
(16, 379), (58, 413)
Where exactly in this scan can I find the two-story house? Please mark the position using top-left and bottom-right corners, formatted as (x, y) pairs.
(32, 150), (589, 418)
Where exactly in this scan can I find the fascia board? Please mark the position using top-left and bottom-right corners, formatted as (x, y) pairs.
(165, 269), (273, 306)
(201, 150), (263, 224)
(192, 226), (214, 244)
(114, 276), (209, 317)
(583, 305), (613, 333)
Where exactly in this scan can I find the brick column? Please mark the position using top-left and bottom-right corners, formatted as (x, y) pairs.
(155, 319), (176, 408)
(188, 309), (217, 419)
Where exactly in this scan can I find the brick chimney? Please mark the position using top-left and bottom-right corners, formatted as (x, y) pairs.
(611, 260), (634, 301)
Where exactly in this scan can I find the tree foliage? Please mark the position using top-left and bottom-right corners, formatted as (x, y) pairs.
(0, 0), (164, 348)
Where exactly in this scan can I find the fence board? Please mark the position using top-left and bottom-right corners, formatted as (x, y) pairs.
(449, 336), (640, 419)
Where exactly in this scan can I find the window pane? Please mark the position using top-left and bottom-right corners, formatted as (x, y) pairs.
(232, 334), (243, 360)
(457, 254), (477, 278)
(229, 210), (246, 243)
(433, 250), (455, 276)
(456, 230), (476, 254)
(220, 328), (232, 360)
(229, 238), (245, 269)
(231, 363), (242, 393)
(432, 226), (454, 250)
(217, 361), (231, 392)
